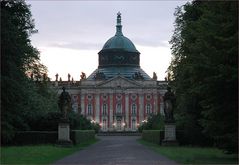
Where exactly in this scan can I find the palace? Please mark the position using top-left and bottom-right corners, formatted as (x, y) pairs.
(53, 13), (167, 132)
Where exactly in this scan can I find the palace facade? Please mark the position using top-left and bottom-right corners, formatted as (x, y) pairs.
(53, 13), (167, 131)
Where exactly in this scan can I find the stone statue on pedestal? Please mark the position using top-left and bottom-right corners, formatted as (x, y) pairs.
(58, 87), (71, 119)
(56, 87), (73, 147)
(163, 86), (176, 123)
(162, 86), (178, 146)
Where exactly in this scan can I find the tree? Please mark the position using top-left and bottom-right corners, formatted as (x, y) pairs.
(1, 0), (58, 144)
(168, 1), (238, 152)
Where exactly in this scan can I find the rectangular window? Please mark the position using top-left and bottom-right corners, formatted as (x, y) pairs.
(116, 103), (122, 114)
(103, 104), (107, 115)
(146, 104), (151, 114)
(132, 104), (136, 114)
(88, 104), (92, 115)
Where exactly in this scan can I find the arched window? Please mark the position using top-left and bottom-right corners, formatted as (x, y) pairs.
(87, 104), (92, 115)
(132, 104), (137, 114)
(103, 104), (107, 115)
(146, 104), (151, 114)
(116, 103), (122, 113)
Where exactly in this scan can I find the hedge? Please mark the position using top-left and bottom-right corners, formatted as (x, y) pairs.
(71, 130), (95, 145)
(8, 130), (95, 146)
(11, 131), (58, 145)
(142, 130), (164, 145)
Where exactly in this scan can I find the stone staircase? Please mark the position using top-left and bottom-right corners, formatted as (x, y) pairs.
(97, 131), (141, 136)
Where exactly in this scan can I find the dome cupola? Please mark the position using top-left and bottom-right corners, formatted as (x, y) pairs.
(87, 12), (151, 80)
(98, 12), (140, 68)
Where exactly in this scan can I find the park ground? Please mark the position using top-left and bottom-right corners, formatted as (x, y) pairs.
(1, 136), (238, 165)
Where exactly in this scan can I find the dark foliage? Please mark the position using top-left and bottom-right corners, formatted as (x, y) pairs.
(1, 0), (58, 144)
(168, 1), (238, 153)
(11, 131), (58, 146)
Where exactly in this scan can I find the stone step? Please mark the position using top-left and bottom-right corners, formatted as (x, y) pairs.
(97, 132), (141, 136)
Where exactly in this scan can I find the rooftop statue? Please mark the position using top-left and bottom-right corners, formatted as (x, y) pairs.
(153, 72), (157, 80)
(68, 73), (71, 81)
(80, 72), (86, 80)
(55, 73), (59, 81)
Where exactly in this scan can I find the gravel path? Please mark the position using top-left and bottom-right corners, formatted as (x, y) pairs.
(53, 136), (178, 165)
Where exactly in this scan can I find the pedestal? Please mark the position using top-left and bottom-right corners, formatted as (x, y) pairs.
(56, 121), (72, 147)
(162, 123), (178, 146)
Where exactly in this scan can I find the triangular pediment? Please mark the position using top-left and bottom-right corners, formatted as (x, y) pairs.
(96, 76), (142, 88)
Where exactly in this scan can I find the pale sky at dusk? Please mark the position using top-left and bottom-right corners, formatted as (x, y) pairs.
(27, 1), (189, 81)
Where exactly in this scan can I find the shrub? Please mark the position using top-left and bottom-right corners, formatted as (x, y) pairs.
(71, 130), (95, 145)
(138, 114), (164, 132)
(68, 112), (100, 133)
(142, 130), (164, 145)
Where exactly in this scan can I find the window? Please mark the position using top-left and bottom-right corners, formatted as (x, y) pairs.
(146, 104), (151, 114)
(87, 95), (92, 100)
(131, 94), (137, 100)
(103, 104), (107, 115)
(116, 94), (122, 100)
(132, 104), (136, 114)
(87, 104), (92, 115)
(103, 119), (107, 130)
(146, 94), (151, 100)
(102, 95), (108, 100)
(132, 119), (136, 130)
(116, 103), (122, 113)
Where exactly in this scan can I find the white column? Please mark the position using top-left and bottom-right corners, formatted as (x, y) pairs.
(95, 93), (100, 123)
(109, 93), (113, 131)
(81, 92), (85, 115)
(154, 93), (158, 114)
(139, 93), (144, 124)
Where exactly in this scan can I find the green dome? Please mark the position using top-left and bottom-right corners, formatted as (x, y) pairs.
(102, 35), (139, 53)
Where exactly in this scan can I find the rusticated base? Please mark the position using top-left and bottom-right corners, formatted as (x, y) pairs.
(57, 122), (72, 147)
(162, 123), (178, 146)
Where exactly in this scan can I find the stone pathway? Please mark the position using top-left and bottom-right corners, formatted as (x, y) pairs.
(53, 136), (178, 165)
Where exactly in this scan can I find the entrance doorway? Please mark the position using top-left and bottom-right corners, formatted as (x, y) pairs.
(116, 120), (122, 131)
(102, 119), (107, 131)
(132, 119), (136, 131)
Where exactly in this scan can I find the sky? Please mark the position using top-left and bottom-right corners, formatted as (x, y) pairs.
(27, 1), (189, 81)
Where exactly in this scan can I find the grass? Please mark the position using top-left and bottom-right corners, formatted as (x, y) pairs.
(138, 139), (238, 164)
(1, 139), (98, 165)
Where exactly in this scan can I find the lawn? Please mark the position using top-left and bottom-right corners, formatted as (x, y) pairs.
(138, 139), (238, 164)
(1, 139), (98, 165)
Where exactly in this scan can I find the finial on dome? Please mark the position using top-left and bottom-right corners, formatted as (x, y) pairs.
(116, 12), (123, 36)
(117, 12), (121, 25)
